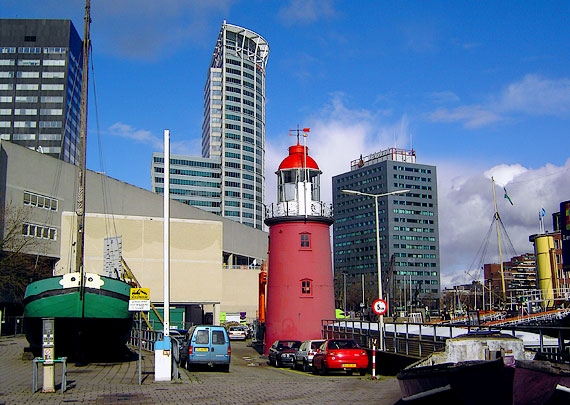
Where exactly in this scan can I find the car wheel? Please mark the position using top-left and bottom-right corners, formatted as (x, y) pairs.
(276, 359), (282, 368)
(269, 358), (276, 367)
(312, 362), (319, 374)
(303, 360), (310, 372)
(320, 363), (328, 376)
(346, 370), (353, 376)
(359, 368), (366, 376)
(221, 364), (230, 372)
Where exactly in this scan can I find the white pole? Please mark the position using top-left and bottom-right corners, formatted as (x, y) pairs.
(375, 195), (384, 351)
(164, 129), (170, 336)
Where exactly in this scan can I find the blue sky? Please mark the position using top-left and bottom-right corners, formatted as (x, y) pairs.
(3, 0), (569, 286)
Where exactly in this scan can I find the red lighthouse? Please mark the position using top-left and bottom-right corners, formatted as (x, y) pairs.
(264, 138), (335, 353)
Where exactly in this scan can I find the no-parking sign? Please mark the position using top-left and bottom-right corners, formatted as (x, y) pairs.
(372, 299), (387, 315)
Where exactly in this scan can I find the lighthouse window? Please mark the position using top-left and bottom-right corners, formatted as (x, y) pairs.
(301, 279), (312, 296)
(300, 233), (310, 248)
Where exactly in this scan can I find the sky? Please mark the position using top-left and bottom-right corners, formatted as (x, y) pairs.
(3, 0), (569, 288)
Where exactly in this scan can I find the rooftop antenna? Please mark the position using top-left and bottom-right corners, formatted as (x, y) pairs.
(289, 125), (311, 181)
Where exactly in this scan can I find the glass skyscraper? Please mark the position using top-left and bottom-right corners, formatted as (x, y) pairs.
(151, 22), (268, 230)
(0, 19), (83, 164)
(332, 148), (441, 310)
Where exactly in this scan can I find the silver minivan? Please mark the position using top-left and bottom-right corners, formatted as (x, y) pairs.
(182, 325), (231, 371)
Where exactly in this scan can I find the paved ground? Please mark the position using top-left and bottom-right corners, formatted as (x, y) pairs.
(0, 336), (403, 404)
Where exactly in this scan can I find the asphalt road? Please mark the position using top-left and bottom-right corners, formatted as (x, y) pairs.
(0, 336), (403, 404)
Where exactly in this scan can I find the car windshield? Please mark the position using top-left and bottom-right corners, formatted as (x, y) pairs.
(328, 340), (360, 350)
(278, 341), (300, 349)
(311, 341), (325, 349)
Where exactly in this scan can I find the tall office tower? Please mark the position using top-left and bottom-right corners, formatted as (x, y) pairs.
(151, 153), (222, 215)
(0, 20), (83, 164)
(202, 22), (269, 230)
(332, 148), (441, 310)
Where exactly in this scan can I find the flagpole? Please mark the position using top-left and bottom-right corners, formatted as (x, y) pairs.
(492, 177), (507, 304)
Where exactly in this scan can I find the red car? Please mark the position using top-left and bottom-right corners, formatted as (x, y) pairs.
(312, 339), (368, 376)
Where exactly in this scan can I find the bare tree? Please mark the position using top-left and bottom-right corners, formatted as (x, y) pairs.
(0, 202), (52, 303)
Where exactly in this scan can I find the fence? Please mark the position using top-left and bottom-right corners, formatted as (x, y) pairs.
(321, 319), (570, 362)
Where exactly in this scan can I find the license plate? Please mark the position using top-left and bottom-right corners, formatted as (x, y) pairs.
(195, 347), (208, 352)
(343, 363), (357, 368)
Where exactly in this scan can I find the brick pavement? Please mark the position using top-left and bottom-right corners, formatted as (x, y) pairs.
(0, 336), (403, 404)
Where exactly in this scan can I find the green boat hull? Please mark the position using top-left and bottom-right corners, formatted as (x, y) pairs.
(23, 273), (133, 359)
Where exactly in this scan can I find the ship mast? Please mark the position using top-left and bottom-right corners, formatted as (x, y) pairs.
(492, 177), (507, 303)
(76, 0), (91, 303)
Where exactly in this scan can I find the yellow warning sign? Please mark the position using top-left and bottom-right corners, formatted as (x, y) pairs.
(130, 288), (150, 300)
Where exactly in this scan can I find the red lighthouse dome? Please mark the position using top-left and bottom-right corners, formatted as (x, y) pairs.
(264, 140), (335, 354)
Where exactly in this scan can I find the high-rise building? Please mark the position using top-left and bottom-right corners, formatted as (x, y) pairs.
(151, 22), (269, 229)
(0, 19), (83, 164)
(332, 148), (441, 311)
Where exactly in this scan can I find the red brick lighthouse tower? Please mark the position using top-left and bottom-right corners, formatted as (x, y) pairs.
(264, 134), (335, 353)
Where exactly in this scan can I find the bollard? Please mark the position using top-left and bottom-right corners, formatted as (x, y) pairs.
(372, 339), (377, 380)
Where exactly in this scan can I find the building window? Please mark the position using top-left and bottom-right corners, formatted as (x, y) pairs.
(301, 279), (312, 296)
(300, 233), (311, 249)
(23, 191), (58, 211)
(22, 223), (57, 240)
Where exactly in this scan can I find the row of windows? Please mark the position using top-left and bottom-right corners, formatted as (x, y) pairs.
(394, 174), (431, 182)
(334, 229), (386, 240)
(22, 223), (57, 240)
(395, 271), (438, 277)
(153, 157), (221, 169)
(393, 226), (435, 233)
(394, 243), (436, 250)
(395, 261), (437, 267)
(0, 83), (64, 91)
(394, 183), (432, 191)
(23, 191), (58, 211)
(1, 47), (66, 54)
(154, 167), (220, 178)
(393, 165), (431, 174)
(335, 167), (383, 184)
(183, 200), (220, 208)
(0, 108), (62, 115)
(154, 177), (219, 188)
(394, 218), (434, 224)
(394, 235), (436, 241)
(336, 223), (386, 232)
(393, 209), (433, 216)
(156, 187), (220, 198)
(394, 253), (437, 259)
(393, 200), (433, 208)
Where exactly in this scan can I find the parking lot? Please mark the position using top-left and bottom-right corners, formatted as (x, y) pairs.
(0, 336), (403, 404)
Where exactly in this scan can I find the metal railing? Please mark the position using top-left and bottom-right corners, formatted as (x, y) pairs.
(265, 201), (333, 219)
(321, 319), (570, 362)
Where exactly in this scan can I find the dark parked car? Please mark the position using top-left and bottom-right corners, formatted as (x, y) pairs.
(268, 340), (301, 368)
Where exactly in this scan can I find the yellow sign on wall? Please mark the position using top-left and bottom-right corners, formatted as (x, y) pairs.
(130, 288), (150, 300)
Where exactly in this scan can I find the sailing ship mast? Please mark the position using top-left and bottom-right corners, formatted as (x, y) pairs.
(75, 0), (91, 304)
(491, 177), (507, 303)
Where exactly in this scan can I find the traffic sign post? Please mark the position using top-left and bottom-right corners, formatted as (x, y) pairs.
(129, 288), (150, 385)
(372, 299), (387, 316)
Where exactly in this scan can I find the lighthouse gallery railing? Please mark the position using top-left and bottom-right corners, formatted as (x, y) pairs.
(265, 201), (333, 219)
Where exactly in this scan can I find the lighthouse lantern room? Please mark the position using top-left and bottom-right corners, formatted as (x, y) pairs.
(264, 135), (335, 353)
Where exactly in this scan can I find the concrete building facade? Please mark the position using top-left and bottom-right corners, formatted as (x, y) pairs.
(0, 140), (268, 323)
(332, 148), (441, 311)
(0, 19), (83, 164)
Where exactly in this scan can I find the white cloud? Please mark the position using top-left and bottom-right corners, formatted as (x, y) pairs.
(427, 75), (570, 128)
(498, 74), (570, 118)
(278, 0), (337, 25)
(437, 159), (570, 287)
(266, 94), (411, 207)
(107, 122), (199, 155)
(428, 105), (502, 128)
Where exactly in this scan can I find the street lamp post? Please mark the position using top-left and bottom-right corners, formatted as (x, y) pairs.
(341, 188), (409, 351)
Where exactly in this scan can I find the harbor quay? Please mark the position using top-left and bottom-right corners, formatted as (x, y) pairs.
(0, 336), (403, 404)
